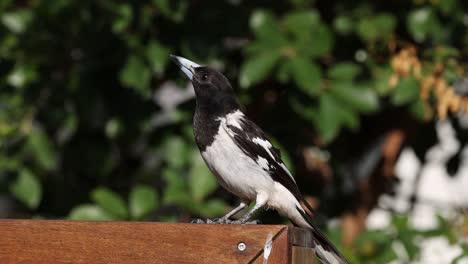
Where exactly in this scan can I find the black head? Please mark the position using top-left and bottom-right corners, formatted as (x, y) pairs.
(170, 55), (239, 114)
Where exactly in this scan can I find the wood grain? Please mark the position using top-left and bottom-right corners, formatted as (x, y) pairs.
(291, 246), (315, 264)
(0, 220), (286, 264)
(250, 227), (289, 264)
(289, 227), (313, 248)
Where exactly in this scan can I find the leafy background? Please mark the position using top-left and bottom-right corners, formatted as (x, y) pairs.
(1, 0), (467, 263)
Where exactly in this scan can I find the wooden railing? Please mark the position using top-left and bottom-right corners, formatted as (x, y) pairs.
(0, 220), (315, 263)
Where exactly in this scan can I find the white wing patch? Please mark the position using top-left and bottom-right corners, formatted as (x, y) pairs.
(252, 138), (275, 160)
(252, 137), (295, 182)
(224, 110), (244, 129)
(256, 156), (270, 170)
(252, 137), (274, 158)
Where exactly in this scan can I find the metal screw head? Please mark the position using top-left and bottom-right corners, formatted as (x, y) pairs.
(237, 242), (246, 252)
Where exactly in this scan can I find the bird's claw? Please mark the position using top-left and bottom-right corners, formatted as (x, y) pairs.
(190, 218), (222, 224)
(211, 218), (229, 224)
(190, 218), (207, 224)
(191, 218), (261, 225)
(244, 219), (261, 225)
(224, 219), (261, 225)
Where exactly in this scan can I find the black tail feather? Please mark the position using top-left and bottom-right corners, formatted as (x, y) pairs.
(296, 206), (349, 264)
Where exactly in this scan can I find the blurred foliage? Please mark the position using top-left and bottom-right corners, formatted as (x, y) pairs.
(328, 214), (468, 264)
(0, 0), (467, 262)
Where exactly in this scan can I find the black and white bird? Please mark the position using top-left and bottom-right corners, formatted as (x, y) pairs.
(170, 55), (348, 264)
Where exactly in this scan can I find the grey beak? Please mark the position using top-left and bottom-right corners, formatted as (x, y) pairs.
(170, 55), (202, 80)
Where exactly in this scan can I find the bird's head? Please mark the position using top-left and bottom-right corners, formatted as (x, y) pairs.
(170, 55), (238, 112)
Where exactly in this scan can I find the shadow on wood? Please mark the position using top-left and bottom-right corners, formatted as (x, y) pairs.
(0, 220), (315, 264)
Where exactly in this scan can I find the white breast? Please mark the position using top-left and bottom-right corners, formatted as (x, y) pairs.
(201, 123), (274, 200)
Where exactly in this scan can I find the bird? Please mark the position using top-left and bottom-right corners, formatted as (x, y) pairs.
(170, 55), (348, 264)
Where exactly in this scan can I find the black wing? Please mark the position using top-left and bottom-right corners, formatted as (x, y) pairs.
(222, 116), (305, 205)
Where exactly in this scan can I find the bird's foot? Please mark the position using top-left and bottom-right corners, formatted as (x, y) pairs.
(227, 219), (261, 225)
(191, 218), (226, 224)
(191, 218), (210, 224)
(211, 217), (229, 224)
(191, 218), (261, 225)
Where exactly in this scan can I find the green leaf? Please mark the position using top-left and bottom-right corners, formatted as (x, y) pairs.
(443, 68), (459, 83)
(68, 204), (116, 221)
(295, 23), (333, 58)
(435, 215), (457, 243)
(407, 8), (432, 42)
(146, 40), (170, 74)
(391, 76), (419, 105)
(283, 10), (320, 37)
(374, 65), (394, 95)
(409, 99), (426, 121)
(392, 215), (409, 231)
(314, 95), (341, 142)
(120, 55), (151, 98)
(91, 187), (128, 219)
(239, 52), (280, 88)
(337, 106), (359, 131)
(355, 230), (389, 247)
(1, 9), (33, 34)
(164, 136), (189, 169)
(277, 60), (292, 83)
(9, 169), (42, 209)
(314, 94), (359, 142)
(333, 15), (354, 35)
(27, 126), (58, 171)
(374, 14), (397, 35)
(289, 57), (321, 96)
(377, 247), (398, 264)
(399, 232), (419, 259)
(328, 63), (361, 81)
(7, 63), (38, 88)
(105, 118), (122, 139)
(129, 185), (158, 220)
(330, 82), (379, 113)
(162, 168), (189, 204)
(357, 18), (379, 42)
(289, 96), (317, 123)
(189, 151), (217, 201)
(311, 24), (334, 57)
(357, 14), (396, 42)
(153, 0), (188, 23)
(111, 4), (132, 33)
(249, 10), (286, 48)
(439, 0), (457, 14)
(407, 8), (443, 43)
(283, 11), (332, 58)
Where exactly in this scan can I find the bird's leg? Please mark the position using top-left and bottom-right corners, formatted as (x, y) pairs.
(231, 194), (267, 225)
(234, 205), (261, 224)
(213, 199), (249, 224)
(191, 199), (249, 224)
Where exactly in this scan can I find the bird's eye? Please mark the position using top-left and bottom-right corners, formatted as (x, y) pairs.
(201, 74), (208, 81)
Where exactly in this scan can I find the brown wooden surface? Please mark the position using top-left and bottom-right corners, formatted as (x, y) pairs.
(291, 247), (315, 264)
(251, 227), (289, 264)
(289, 227), (313, 248)
(0, 220), (315, 263)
